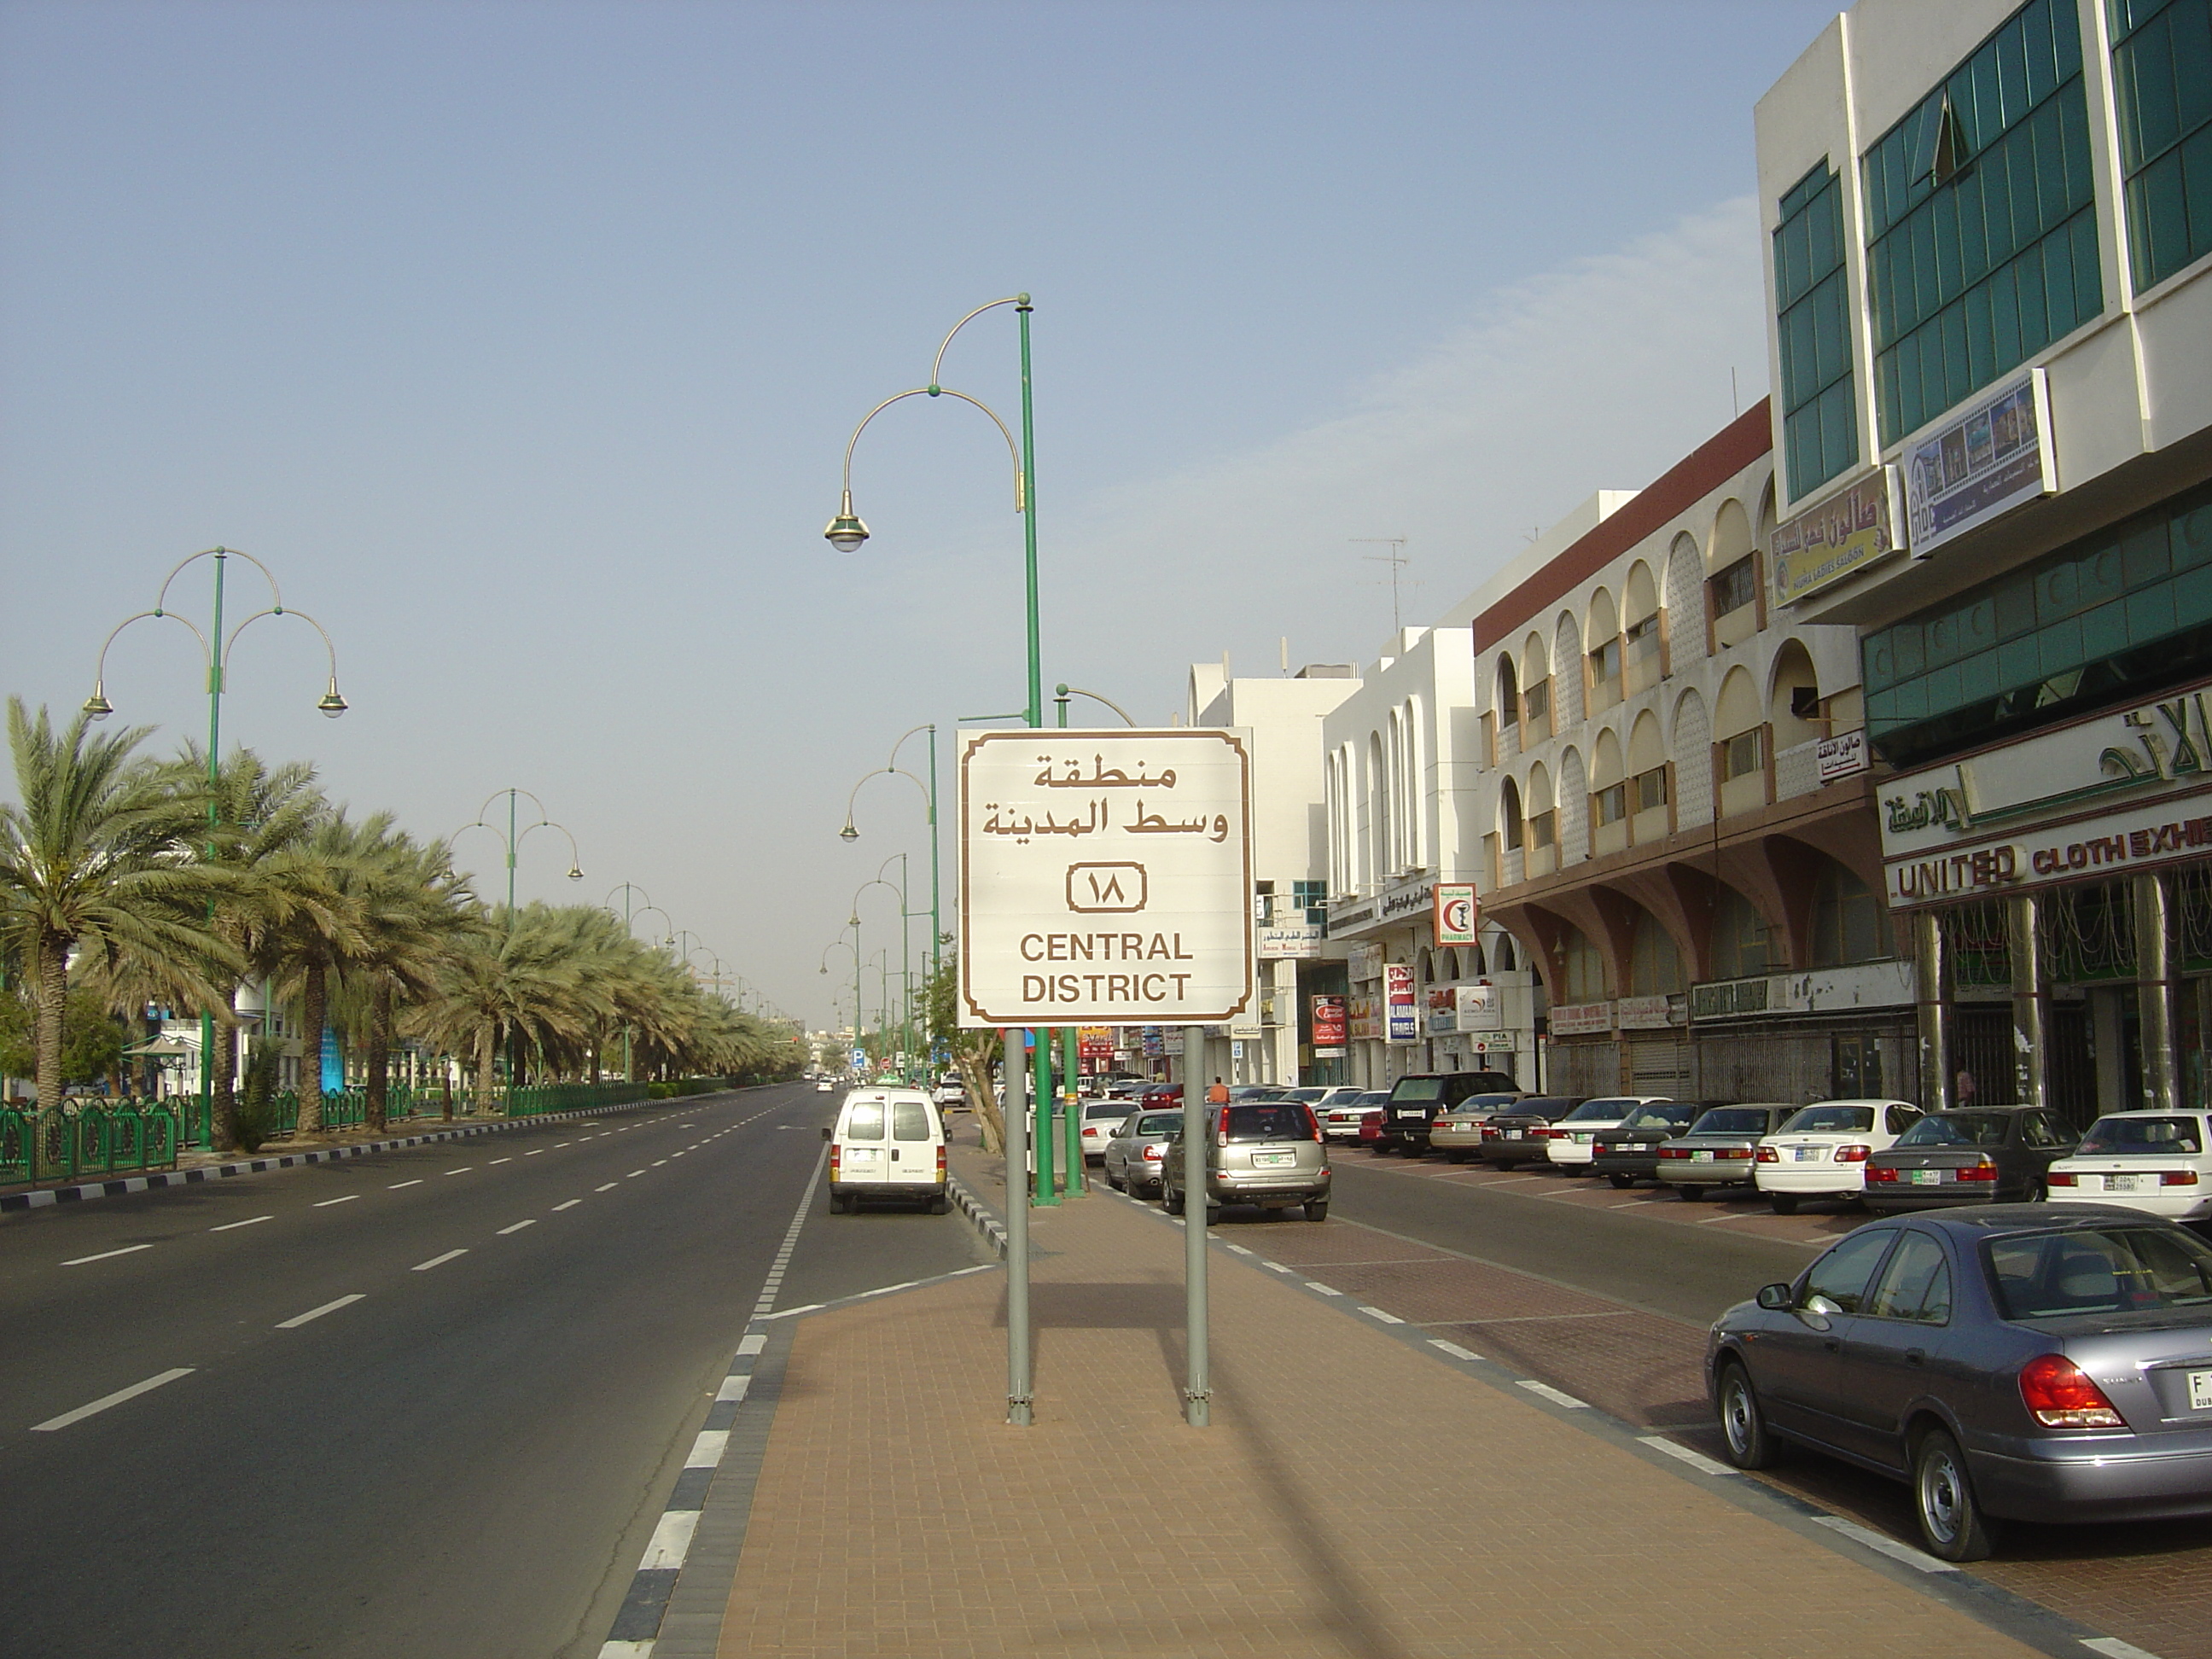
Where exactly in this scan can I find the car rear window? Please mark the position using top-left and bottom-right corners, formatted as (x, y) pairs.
(1898, 1113), (2011, 1148)
(893, 1101), (932, 1140)
(1689, 1108), (1773, 1135)
(1389, 1079), (1447, 1102)
(1359, 1092), (1392, 1105)
(2078, 1116), (2206, 1155)
(1223, 1103), (1317, 1142)
(1135, 1113), (1179, 1135)
(1987, 1226), (2212, 1318)
(1084, 1103), (1128, 1121)
(1623, 1103), (1697, 1132)
(1561, 1097), (1641, 1123)
(845, 1102), (886, 1141)
(1284, 1088), (1327, 1103)
(1781, 1104), (1876, 1133)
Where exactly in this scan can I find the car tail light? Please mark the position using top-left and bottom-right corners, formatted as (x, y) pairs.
(2048, 1171), (2078, 1186)
(830, 1144), (841, 1178)
(1836, 1144), (1871, 1163)
(1959, 1159), (1998, 1182)
(1866, 1165), (1898, 1184)
(1305, 1105), (1322, 1141)
(1532, 1127), (1557, 1140)
(2019, 1353), (2125, 1429)
(1755, 1144), (1779, 1163)
(1217, 1106), (1231, 1148)
(2163, 1169), (2202, 1186)
(936, 1146), (946, 1181)
(1481, 1126), (1500, 1140)
(1721, 1149), (1753, 1160)
(1144, 1144), (1164, 1161)
(1658, 1146), (1684, 1159)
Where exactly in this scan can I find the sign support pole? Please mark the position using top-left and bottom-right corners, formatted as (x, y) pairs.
(1182, 1024), (1211, 1427)
(1004, 1027), (1033, 1425)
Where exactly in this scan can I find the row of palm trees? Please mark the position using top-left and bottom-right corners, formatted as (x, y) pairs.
(0, 698), (799, 1149)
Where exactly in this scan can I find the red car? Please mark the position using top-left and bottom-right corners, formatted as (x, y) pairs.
(1358, 1109), (1384, 1144)
(1139, 1083), (1183, 1109)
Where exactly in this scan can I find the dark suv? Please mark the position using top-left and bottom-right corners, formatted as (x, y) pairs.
(1373, 1070), (1520, 1156)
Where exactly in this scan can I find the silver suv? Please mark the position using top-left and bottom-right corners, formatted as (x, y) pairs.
(1160, 1102), (1330, 1223)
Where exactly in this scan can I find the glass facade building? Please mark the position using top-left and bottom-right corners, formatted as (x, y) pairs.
(2113, 0), (2212, 292)
(1775, 164), (1858, 499)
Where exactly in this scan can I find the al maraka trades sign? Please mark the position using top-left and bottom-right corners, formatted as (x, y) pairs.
(958, 729), (1254, 1027)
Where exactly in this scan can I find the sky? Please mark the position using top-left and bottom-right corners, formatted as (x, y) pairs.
(0, 0), (1839, 1028)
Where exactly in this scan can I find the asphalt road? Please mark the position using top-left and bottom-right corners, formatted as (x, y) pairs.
(0, 1082), (987, 1659)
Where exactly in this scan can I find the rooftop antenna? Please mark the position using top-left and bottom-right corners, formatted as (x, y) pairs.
(1279, 637), (1289, 677)
(1731, 366), (1741, 419)
(1353, 538), (1411, 635)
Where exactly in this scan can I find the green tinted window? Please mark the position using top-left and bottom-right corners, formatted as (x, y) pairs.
(1776, 164), (1860, 498)
(2113, 0), (2212, 290)
(1863, 0), (2103, 444)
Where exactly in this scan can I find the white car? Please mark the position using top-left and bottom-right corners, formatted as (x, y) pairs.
(1077, 1100), (1135, 1165)
(933, 1078), (966, 1109)
(1312, 1087), (1375, 1143)
(1541, 1097), (1673, 1172)
(2046, 1111), (2212, 1221)
(1754, 1098), (1923, 1214)
(814, 1078), (835, 1092)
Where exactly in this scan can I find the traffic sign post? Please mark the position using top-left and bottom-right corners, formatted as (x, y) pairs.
(958, 729), (1254, 1425)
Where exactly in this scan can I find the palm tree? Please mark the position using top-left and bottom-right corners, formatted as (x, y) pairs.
(0, 700), (236, 1111)
(346, 827), (476, 1132)
(408, 904), (600, 1115)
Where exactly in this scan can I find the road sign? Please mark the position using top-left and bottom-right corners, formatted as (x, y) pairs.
(958, 729), (1254, 1027)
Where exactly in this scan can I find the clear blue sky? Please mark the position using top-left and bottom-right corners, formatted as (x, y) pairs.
(1, 1), (1838, 1026)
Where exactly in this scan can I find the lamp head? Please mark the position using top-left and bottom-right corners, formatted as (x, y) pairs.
(567, 865), (584, 882)
(839, 821), (859, 842)
(824, 489), (869, 554)
(82, 683), (114, 722)
(317, 678), (349, 719)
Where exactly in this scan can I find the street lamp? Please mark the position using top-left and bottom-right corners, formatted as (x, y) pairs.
(81, 545), (351, 1148)
(455, 789), (584, 928)
(604, 883), (659, 1081)
(837, 723), (943, 981)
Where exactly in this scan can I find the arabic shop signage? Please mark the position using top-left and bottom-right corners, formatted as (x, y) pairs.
(1886, 798), (2212, 907)
(1772, 465), (1905, 607)
(1309, 994), (1348, 1049)
(1347, 993), (1382, 1042)
(1549, 1001), (1613, 1037)
(1384, 963), (1420, 1044)
(1433, 882), (1478, 946)
(1330, 875), (1439, 939)
(1818, 729), (1868, 782)
(958, 730), (1255, 1027)
(1904, 368), (2055, 557)
(1257, 921), (1324, 959)
(1424, 981), (1499, 1036)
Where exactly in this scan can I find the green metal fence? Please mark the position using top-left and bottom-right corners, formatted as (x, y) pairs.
(0, 1100), (182, 1188)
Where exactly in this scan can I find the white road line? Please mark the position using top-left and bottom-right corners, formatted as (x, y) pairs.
(554, 1142), (572, 1148)
(525, 1150), (544, 1156)
(388, 1179), (423, 1190)
(445, 1167), (474, 1176)
(277, 1293), (365, 1330)
(1811, 1514), (1957, 1574)
(684, 1429), (729, 1468)
(1224, 1243), (1254, 1255)
(209, 1215), (272, 1232)
(651, 1160), (668, 1167)
(313, 1195), (359, 1208)
(596, 1182), (618, 1192)
(412, 1249), (468, 1272)
(1608, 1199), (1656, 1208)
(1305, 1281), (1344, 1296)
(637, 1510), (699, 1570)
(1697, 1210), (1765, 1223)
(1357, 1305), (1405, 1324)
(488, 1157), (513, 1165)
(1260, 1260), (1292, 1272)
(1516, 1380), (1589, 1409)
(496, 1220), (537, 1235)
(61, 1243), (153, 1266)
(31, 1367), (195, 1431)
(1429, 1339), (1484, 1362)
(553, 1199), (582, 1211)
(627, 1170), (645, 1178)
(736, 1334), (766, 1357)
(1638, 1435), (1737, 1476)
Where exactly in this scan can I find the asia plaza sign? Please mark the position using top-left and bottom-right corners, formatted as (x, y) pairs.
(958, 730), (1255, 1027)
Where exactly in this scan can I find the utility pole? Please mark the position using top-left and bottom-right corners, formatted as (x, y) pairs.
(1353, 538), (1412, 635)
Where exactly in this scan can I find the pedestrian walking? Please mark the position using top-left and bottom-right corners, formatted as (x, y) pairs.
(1206, 1077), (1230, 1104)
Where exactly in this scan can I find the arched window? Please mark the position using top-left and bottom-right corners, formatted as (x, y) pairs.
(1710, 886), (1772, 979)
(1497, 654), (1519, 731)
(1812, 861), (1889, 966)
(1768, 639), (1820, 752)
(1623, 560), (1661, 687)
(1552, 612), (1585, 726)
(1493, 934), (1516, 972)
(1629, 910), (1685, 994)
(1664, 532), (1706, 665)
(1367, 731), (1388, 886)
(1499, 775), (1524, 850)
(1560, 924), (1606, 1003)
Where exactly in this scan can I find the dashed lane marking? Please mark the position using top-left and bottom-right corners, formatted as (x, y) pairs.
(496, 1220), (537, 1235)
(411, 1249), (468, 1272)
(626, 1170), (645, 1179)
(1305, 1281), (1344, 1296)
(313, 1195), (359, 1208)
(388, 1179), (423, 1190)
(277, 1294), (365, 1330)
(444, 1167), (474, 1176)
(596, 1183), (618, 1192)
(1429, 1339), (1484, 1362)
(1516, 1379), (1589, 1409)
(209, 1215), (272, 1232)
(1357, 1305), (1405, 1324)
(652, 1160), (668, 1167)
(526, 1149), (544, 1156)
(553, 1199), (582, 1211)
(488, 1157), (512, 1165)
(1638, 1435), (1737, 1476)
(31, 1367), (195, 1432)
(61, 1243), (153, 1266)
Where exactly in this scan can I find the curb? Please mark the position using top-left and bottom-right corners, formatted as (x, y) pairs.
(947, 1173), (1008, 1257)
(0, 1094), (727, 1215)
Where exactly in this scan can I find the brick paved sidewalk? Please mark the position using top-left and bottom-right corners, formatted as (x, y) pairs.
(713, 1148), (2044, 1659)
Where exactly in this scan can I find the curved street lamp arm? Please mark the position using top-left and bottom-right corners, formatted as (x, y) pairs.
(631, 905), (675, 941)
(930, 296), (1026, 387)
(839, 386), (1024, 515)
(883, 722), (934, 771)
(218, 604), (343, 684)
(604, 882), (655, 912)
(89, 609), (212, 701)
(841, 765), (928, 834)
(515, 818), (583, 875)
(474, 786), (553, 824)
(1055, 684), (1139, 727)
(153, 545), (282, 616)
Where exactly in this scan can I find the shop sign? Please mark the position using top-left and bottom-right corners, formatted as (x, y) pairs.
(1903, 368), (2055, 556)
(1772, 465), (1905, 607)
(1309, 995), (1348, 1048)
(1691, 962), (1914, 1018)
(1348, 995), (1382, 1042)
(1258, 921), (1324, 960)
(1227, 1010), (1263, 1039)
(1330, 893), (1380, 932)
(1141, 1026), (1164, 1057)
(1425, 985), (1459, 1036)
(1433, 882), (1478, 946)
(1550, 1001), (1612, 1037)
(1614, 993), (1676, 1031)
(1384, 964), (1420, 1044)
(1422, 981), (1496, 1036)
(1886, 797), (2212, 907)
(1348, 942), (1385, 982)
(1078, 1026), (1115, 1059)
(1464, 1033), (1516, 1056)
(1818, 729), (1868, 782)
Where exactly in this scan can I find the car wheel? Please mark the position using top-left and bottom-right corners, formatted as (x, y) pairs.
(1204, 1204), (1224, 1225)
(1106, 1168), (1126, 1191)
(1447, 1150), (1470, 1164)
(1767, 1192), (1799, 1215)
(1716, 1361), (1778, 1470)
(1303, 1199), (1329, 1221)
(1490, 1160), (1517, 1173)
(1677, 1184), (1703, 1202)
(1912, 1427), (2000, 1563)
(928, 1194), (949, 1215)
(2022, 1179), (2047, 1204)
(830, 1193), (852, 1214)
(1164, 1185), (1184, 1214)
(1608, 1173), (1635, 1190)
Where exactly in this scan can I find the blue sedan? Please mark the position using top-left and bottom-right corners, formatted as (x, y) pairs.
(1708, 1204), (2212, 1561)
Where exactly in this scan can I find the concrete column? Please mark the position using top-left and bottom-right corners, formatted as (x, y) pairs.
(1914, 908), (1953, 1112)
(2007, 892), (2047, 1112)
(2136, 872), (2180, 1113)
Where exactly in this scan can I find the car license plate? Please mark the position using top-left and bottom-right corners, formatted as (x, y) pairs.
(1691, 1150), (1714, 1161)
(1503, 1130), (1524, 1139)
(1908, 1168), (1944, 1185)
(1253, 1151), (1295, 1167)
(847, 1148), (879, 1161)
(1793, 1146), (1822, 1161)
(2106, 1173), (2145, 1192)
(1398, 1109), (1427, 1120)
(2191, 1370), (2212, 1412)
(1574, 1133), (1593, 1144)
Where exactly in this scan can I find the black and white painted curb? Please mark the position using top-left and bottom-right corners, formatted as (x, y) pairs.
(0, 1094), (747, 1215)
(948, 1173), (1007, 1256)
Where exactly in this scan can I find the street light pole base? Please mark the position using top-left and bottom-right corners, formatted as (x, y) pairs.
(1006, 1395), (1033, 1427)
(1184, 1388), (1211, 1428)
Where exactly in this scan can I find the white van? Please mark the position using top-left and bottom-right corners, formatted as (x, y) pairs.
(825, 1087), (948, 1214)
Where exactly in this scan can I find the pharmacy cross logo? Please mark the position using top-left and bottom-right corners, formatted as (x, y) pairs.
(1067, 862), (1148, 913)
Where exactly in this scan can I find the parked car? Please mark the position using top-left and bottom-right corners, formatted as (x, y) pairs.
(1228, 1085), (1289, 1103)
(1428, 1095), (1529, 1162)
(1371, 1071), (1521, 1157)
(1357, 1109), (1385, 1145)
(824, 1088), (947, 1214)
(1866, 1108), (2081, 1213)
(1102, 1108), (1184, 1196)
(933, 1076), (967, 1109)
(1708, 1206), (2212, 1561)
(814, 1077), (836, 1092)
(1655, 1103), (1797, 1199)
(1138, 1083), (1183, 1109)
(1077, 1099), (1136, 1165)
(1159, 1100), (1330, 1222)
(1755, 1099), (1923, 1214)
(1591, 1100), (1712, 1188)
(1319, 1088), (1388, 1143)
(1541, 1097), (1674, 1173)
(1474, 1097), (1583, 1169)
(2047, 1112), (2212, 1222)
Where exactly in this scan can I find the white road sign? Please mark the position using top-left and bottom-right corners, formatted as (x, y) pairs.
(958, 729), (1254, 1027)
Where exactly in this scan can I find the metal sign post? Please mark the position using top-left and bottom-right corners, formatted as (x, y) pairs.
(1182, 1023), (1211, 1427)
(957, 729), (1253, 1428)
